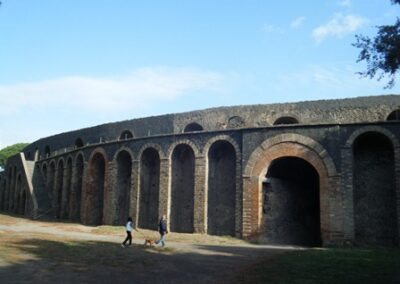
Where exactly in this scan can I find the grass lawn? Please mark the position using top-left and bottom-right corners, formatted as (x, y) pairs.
(235, 247), (400, 284)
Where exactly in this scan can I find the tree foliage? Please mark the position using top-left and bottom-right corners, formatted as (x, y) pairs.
(353, 0), (400, 88)
(0, 143), (29, 169)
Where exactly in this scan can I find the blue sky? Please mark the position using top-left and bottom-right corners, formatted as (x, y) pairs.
(0, 0), (399, 148)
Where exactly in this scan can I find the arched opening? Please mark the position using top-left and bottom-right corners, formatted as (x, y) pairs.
(353, 132), (398, 246)
(15, 174), (21, 214)
(45, 145), (51, 158)
(227, 116), (245, 128)
(47, 163), (56, 214)
(387, 109), (400, 121)
(139, 148), (160, 230)
(170, 144), (195, 233)
(61, 158), (73, 219)
(119, 130), (133, 140)
(54, 160), (64, 218)
(42, 164), (48, 185)
(183, 123), (203, 133)
(20, 189), (26, 215)
(9, 167), (17, 212)
(115, 150), (132, 225)
(71, 155), (84, 222)
(75, 138), (84, 148)
(273, 116), (299, 125)
(207, 141), (236, 236)
(4, 171), (10, 211)
(86, 153), (106, 225)
(262, 157), (321, 246)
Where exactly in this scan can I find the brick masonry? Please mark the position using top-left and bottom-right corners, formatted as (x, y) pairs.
(1, 95), (400, 246)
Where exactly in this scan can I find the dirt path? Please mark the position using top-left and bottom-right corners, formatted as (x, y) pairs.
(0, 214), (300, 284)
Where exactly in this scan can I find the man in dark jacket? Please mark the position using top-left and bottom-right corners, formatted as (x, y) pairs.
(155, 214), (168, 247)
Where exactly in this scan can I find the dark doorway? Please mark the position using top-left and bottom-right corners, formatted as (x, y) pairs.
(86, 153), (105, 225)
(353, 132), (398, 246)
(48, 163), (55, 215)
(262, 157), (321, 246)
(207, 141), (236, 236)
(55, 161), (64, 219)
(70, 155), (84, 222)
(15, 174), (21, 214)
(170, 144), (195, 233)
(20, 189), (26, 215)
(61, 158), (72, 219)
(139, 148), (160, 230)
(115, 150), (132, 225)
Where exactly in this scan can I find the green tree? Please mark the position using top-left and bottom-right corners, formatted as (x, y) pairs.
(353, 0), (400, 88)
(0, 143), (29, 170)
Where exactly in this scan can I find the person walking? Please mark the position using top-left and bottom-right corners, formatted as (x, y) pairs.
(121, 217), (133, 247)
(155, 215), (168, 247)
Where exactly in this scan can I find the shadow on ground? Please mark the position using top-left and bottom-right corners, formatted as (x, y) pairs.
(0, 237), (288, 284)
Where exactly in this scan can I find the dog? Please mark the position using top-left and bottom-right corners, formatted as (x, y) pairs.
(144, 239), (155, 247)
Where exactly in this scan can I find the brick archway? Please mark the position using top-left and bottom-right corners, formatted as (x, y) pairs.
(138, 143), (165, 160)
(82, 148), (108, 225)
(204, 135), (242, 236)
(138, 146), (161, 230)
(243, 134), (339, 245)
(345, 126), (399, 148)
(70, 153), (84, 222)
(169, 143), (196, 233)
(342, 126), (400, 245)
(167, 139), (200, 158)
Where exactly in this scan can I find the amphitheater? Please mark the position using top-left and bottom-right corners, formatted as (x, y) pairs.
(1, 94), (399, 247)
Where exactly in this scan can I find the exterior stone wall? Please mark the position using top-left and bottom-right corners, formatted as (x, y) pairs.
(1, 95), (400, 247)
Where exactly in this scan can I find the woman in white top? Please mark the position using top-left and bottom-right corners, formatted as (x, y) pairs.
(121, 217), (133, 247)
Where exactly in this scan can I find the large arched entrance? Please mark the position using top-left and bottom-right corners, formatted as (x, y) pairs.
(353, 132), (398, 246)
(170, 144), (195, 233)
(207, 141), (236, 236)
(243, 134), (338, 245)
(85, 152), (106, 225)
(115, 150), (132, 225)
(139, 148), (160, 230)
(262, 157), (321, 246)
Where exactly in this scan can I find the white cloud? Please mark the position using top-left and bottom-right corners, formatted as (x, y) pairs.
(312, 13), (368, 43)
(339, 0), (352, 7)
(0, 67), (226, 114)
(273, 64), (391, 100)
(290, 17), (306, 29)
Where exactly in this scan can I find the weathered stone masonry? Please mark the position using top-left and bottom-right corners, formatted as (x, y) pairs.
(1, 95), (400, 247)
